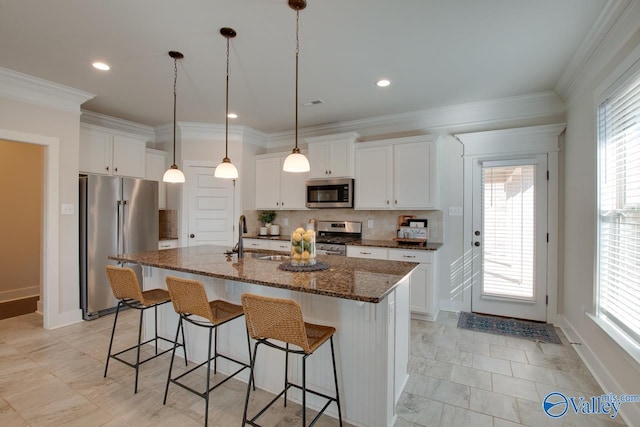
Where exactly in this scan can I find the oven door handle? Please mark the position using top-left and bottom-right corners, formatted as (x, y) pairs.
(323, 250), (344, 256)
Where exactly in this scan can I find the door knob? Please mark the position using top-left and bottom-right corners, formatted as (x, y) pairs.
(474, 241), (480, 247)
(190, 234), (195, 238)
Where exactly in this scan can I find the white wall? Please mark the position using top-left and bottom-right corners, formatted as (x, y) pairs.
(560, 26), (640, 426)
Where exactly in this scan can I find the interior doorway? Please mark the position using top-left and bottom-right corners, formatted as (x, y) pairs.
(0, 140), (44, 319)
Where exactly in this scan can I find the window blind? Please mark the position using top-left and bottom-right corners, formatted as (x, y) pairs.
(597, 69), (640, 345)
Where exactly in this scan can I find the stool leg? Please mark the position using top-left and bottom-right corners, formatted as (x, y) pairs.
(213, 326), (218, 375)
(154, 304), (159, 355)
(330, 337), (343, 426)
(284, 343), (289, 407)
(134, 308), (144, 394)
(245, 328), (255, 391)
(242, 341), (260, 427)
(104, 301), (122, 378)
(204, 327), (213, 427)
(181, 317), (188, 366)
(302, 354), (308, 426)
(163, 316), (183, 405)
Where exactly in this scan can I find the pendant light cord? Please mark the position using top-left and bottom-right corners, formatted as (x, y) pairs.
(294, 8), (300, 151)
(173, 57), (178, 165)
(225, 36), (230, 160)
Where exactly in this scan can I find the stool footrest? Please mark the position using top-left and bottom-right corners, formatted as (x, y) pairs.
(169, 352), (249, 398)
(109, 336), (183, 369)
(245, 382), (338, 427)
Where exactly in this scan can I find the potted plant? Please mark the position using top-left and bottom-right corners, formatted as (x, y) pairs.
(258, 210), (276, 227)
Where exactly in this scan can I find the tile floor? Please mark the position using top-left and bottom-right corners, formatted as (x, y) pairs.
(0, 310), (626, 426)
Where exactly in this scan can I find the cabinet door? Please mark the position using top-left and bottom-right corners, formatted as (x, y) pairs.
(145, 150), (168, 209)
(408, 263), (431, 315)
(394, 141), (436, 209)
(346, 245), (388, 260)
(113, 135), (146, 178)
(269, 240), (291, 252)
(255, 157), (281, 209)
(355, 145), (393, 209)
(79, 129), (112, 175)
(244, 238), (270, 250)
(328, 139), (353, 178)
(280, 156), (308, 209)
(308, 143), (330, 179)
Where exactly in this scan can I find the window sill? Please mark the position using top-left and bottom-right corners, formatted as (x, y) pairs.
(587, 312), (640, 368)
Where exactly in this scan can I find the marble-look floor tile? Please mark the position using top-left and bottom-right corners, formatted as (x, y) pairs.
(472, 354), (512, 376)
(434, 347), (473, 367)
(490, 344), (528, 363)
(469, 387), (520, 422)
(510, 361), (557, 386)
(440, 404), (493, 427)
(396, 391), (444, 426)
(450, 365), (492, 391)
(492, 373), (540, 402)
(456, 339), (491, 356)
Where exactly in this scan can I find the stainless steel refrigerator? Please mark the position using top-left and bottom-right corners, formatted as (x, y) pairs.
(79, 174), (158, 320)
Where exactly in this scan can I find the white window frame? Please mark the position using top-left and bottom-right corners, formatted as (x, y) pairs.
(593, 54), (640, 366)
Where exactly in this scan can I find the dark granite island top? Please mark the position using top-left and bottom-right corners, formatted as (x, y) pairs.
(110, 244), (418, 303)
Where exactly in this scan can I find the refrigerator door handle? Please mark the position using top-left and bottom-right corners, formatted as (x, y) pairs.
(122, 200), (128, 254)
(117, 200), (122, 256)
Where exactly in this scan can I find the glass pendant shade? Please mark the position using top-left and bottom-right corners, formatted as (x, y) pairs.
(162, 165), (185, 183)
(214, 158), (239, 179)
(283, 150), (310, 172)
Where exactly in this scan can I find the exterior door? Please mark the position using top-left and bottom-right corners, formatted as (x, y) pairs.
(471, 155), (548, 321)
(186, 165), (234, 247)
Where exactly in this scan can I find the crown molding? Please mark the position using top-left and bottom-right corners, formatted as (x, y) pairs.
(456, 123), (566, 157)
(267, 91), (564, 147)
(80, 110), (155, 140)
(556, 0), (640, 104)
(0, 67), (94, 114)
(153, 121), (267, 146)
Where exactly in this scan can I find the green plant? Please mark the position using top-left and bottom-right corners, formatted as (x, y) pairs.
(258, 210), (276, 224)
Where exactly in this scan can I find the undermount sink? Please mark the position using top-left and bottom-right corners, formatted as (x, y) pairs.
(245, 253), (290, 261)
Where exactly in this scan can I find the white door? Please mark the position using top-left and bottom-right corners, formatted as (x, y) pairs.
(471, 156), (548, 321)
(186, 165), (234, 247)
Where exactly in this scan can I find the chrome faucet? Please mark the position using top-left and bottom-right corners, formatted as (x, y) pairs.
(235, 214), (247, 258)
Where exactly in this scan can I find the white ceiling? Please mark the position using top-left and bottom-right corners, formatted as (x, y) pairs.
(0, 0), (607, 134)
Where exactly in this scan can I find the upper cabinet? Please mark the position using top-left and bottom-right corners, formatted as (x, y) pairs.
(145, 148), (168, 209)
(255, 153), (308, 210)
(80, 124), (147, 178)
(306, 132), (359, 179)
(355, 135), (438, 209)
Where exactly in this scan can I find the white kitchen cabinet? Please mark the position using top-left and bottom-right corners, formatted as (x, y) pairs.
(145, 148), (168, 209)
(306, 132), (358, 179)
(346, 245), (388, 260)
(389, 248), (436, 320)
(80, 124), (147, 178)
(255, 153), (308, 210)
(269, 240), (290, 252)
(355, 136), (437, 209)
(158, 240), (178, 250)
(243, 238), (270, 250)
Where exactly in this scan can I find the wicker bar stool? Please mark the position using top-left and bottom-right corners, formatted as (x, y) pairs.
(241, 293), (342, 427)
(164, 276), (254, 427)
(104, 265), (186, 394)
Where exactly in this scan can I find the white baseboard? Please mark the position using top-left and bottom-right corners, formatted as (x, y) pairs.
(556, 314), (640, 426)
(47, 309), (83, 330)
(438, 299), (466, 314)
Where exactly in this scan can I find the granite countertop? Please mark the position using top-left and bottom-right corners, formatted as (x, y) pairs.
(110, 245), (418, 303)
(244, 235), (442, 251)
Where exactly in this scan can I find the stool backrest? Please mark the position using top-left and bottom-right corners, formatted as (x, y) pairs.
(165, 276), (214, 324)
(241, 293), (310, 353)
(105, 265), (144, 303)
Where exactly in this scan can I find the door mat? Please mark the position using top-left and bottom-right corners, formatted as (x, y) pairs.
(457, 312), (562, 344)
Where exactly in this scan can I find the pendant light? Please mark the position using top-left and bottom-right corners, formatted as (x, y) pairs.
(282, 0), (310, 173)
(163, 51), (186, 183)
(214, 27), (239, 179)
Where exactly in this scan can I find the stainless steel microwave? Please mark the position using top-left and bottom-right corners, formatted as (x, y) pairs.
(305, 178), (354, 208)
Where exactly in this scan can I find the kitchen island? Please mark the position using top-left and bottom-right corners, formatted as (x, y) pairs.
(111, 245), (417, 427)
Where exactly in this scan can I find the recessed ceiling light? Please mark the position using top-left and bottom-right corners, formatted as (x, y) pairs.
(92, 62), (110, 71)
(376, 79), (391, 88)
(227, 113), (238, 119)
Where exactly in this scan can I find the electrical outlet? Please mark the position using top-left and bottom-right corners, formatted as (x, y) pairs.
(283, 218), (289, 226)
(367, 219), (374, 228)
(448, 206), (463, 216)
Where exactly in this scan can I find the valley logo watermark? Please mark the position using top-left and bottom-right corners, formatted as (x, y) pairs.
(543, 391), (639, 419)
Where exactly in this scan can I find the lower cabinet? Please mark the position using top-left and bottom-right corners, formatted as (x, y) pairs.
(348, 245), (436, 320)
(243, 238), (270, 250)
(158, 240), (178, 250)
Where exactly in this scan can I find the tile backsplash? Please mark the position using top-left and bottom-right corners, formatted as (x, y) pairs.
(159, 209), (178, 240)
(243, 209), (443, 243)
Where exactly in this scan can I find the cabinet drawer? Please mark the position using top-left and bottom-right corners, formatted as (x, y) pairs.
(269, 240), (291, 252)
(346, 246), (388, 260)
(388, 249), (433, 264)
(244, 239), (270, 250)
(158, 240), (178, 250)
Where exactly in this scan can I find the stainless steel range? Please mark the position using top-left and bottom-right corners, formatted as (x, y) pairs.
(315, 220), (362, 256)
